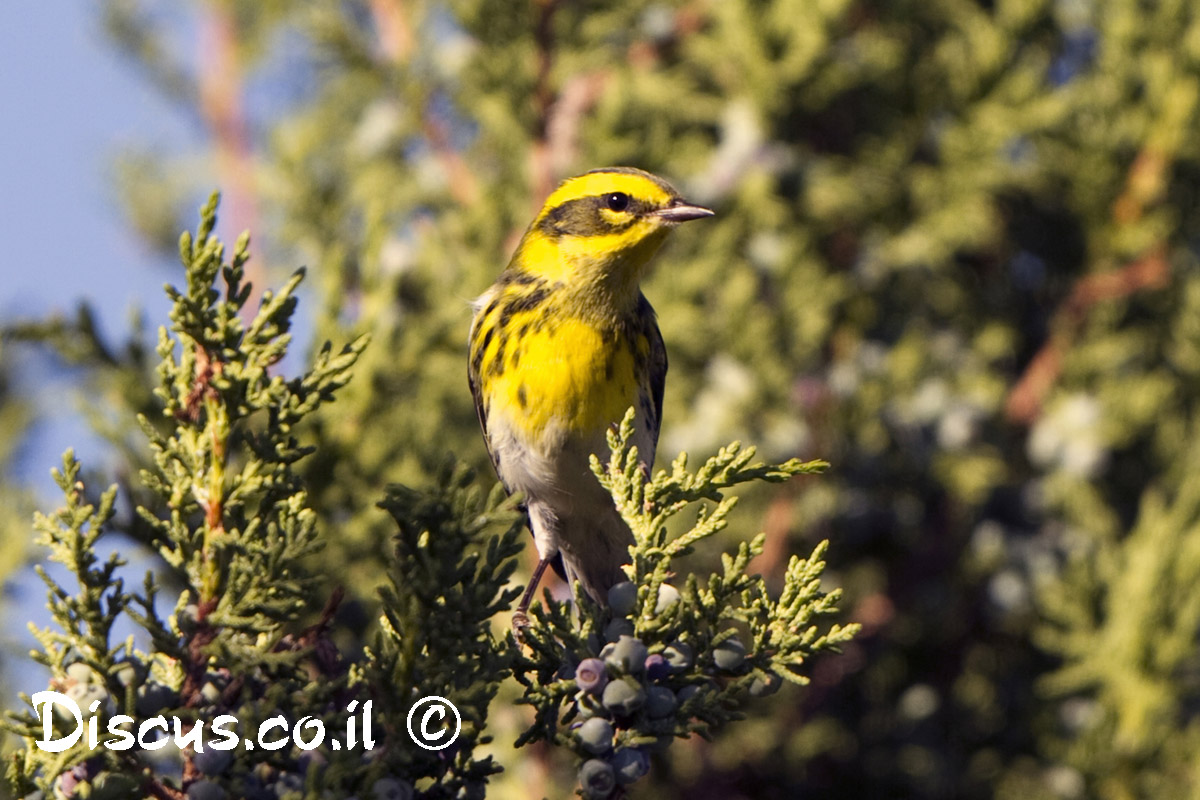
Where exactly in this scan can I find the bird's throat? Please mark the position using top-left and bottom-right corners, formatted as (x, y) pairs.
(555, 232), (667, 321)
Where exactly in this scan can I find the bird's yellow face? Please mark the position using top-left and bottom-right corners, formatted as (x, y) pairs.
(512, 167), (713, 303)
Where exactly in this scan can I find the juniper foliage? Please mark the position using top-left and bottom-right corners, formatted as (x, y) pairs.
(365, 468), (523, 798)
(4, 198), (365, 797)
(3, 201), (525, 798)
(516, 412), (856, 795)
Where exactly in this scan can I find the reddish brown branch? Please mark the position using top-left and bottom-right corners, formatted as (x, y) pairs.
(525, 3), (707, 216)
(628, 5), (706, 69)
(143, 778), (186, 800)
(1004, 336), (1064, 426)
(278, 586), (348, 681)
(178, 345), (215, 422)
(544, 71), (609, 180)
(178, 596), (219, 787)
(1005, 246), (1169, 424)
(1004, 144), (1174, 425)
(198, 6), (264, 315)
(366, 0), (478, 205)
(423, 116), (479, 205)
(749, 490), (797, 581)
(1114, 150), (1167, 226)
(369, 0), (413, 62)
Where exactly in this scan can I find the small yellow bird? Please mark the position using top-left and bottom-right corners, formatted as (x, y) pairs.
(468, 167), (713, 628)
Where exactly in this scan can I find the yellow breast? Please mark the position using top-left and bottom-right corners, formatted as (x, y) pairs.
(483, 316), (639, 440)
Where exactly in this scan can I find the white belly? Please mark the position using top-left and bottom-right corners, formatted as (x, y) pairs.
(486, 404), (657, 599)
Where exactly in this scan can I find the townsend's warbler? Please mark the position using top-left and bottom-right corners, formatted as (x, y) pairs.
(467, 167), (713, 630)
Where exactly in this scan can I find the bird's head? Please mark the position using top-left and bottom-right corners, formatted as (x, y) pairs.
(512, 167), (713, 307)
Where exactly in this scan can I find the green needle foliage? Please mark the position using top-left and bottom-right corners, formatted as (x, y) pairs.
(1035, 424), (1200, 798)
(366, 468), (524, 799)
(4, 198), (374, 798)
(516, 411), (857, 796)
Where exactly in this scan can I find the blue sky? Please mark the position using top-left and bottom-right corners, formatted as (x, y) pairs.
(0, 3), (194, 490)
(0, 3), (184, 331)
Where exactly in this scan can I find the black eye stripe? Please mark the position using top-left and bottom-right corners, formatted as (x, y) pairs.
(538, 194), (656, 237)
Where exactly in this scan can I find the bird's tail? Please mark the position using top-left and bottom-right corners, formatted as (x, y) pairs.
(556, 510), (635, 605)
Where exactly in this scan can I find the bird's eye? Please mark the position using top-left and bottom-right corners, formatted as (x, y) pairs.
(604, 192), (630, 212)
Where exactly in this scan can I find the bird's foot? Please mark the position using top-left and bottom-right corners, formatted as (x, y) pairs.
(511, 609), (531, 648)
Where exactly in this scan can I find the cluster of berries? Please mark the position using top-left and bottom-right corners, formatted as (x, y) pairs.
(32, 656), (409, 800)
(566, 581), (769, 799)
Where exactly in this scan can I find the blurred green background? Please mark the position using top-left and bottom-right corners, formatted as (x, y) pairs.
(3, 0), (1200, 798)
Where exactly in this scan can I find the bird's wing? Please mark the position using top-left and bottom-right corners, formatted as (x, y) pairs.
(642, 295), (668, 456)
(469, 295), (560, 575)
(467, 303), (507, 488)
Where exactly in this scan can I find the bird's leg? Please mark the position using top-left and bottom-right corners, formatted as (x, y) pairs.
(512, 556), (553, 646)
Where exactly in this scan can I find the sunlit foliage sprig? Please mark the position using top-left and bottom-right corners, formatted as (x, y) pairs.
(363, 465), (524, 799)
(516, 411), (858, 797)
(4, 196), (378, 798)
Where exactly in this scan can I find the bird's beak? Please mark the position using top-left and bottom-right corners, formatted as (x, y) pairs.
(654, 201), (715, 223)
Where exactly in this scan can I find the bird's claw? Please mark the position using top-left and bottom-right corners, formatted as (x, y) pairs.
(511, 609), (531, 648)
